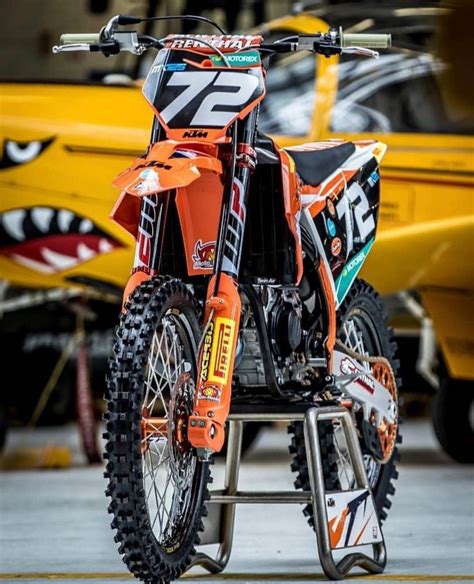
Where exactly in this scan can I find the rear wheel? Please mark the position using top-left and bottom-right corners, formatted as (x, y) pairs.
(104, 277), (210, 583)
(289, 279), (401, 526)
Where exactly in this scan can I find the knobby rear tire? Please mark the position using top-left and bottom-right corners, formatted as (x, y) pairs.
(289, 279), (402, 527)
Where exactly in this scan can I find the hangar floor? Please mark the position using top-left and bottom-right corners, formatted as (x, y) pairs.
(1, 420), (473, 584)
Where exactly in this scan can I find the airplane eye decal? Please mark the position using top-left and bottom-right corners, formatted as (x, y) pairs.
(0, 137), (55, 169)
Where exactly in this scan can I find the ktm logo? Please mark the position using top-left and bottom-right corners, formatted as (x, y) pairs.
(136, 161), (172, 171)
(182, 130), (208, 138)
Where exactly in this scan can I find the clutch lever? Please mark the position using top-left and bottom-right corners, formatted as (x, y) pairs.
(52, 43), (94, 53)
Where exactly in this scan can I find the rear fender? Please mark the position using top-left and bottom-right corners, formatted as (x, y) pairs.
(110, 140), (223, 238)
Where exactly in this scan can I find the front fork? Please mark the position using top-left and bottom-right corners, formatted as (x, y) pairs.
(188, 114), (257, 454)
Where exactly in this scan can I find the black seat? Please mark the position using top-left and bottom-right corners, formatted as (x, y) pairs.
(285, 142), (356, 186)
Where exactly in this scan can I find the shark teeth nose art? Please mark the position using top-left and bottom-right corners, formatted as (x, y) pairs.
(2, 209), (26, 241)
(0, 206), (122, 274)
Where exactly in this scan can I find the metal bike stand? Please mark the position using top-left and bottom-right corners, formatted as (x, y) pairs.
(190, 405), (386, 580)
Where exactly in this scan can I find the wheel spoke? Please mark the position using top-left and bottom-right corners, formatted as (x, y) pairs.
(146, 357), (169, 416)
(137, 311), (201, 547)
(145, 448), (164, 535)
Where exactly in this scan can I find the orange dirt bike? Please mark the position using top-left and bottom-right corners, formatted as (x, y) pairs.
(54, 14), (400, 583)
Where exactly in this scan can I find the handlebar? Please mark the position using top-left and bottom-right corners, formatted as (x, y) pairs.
(341, 32), (391, 49)
(52, 14), (392, 60)
(59, 33), (102, 45)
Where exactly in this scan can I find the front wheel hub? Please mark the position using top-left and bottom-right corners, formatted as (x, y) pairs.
(141, 408), (168, 454)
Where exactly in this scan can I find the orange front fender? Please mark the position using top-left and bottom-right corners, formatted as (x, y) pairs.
(110, 140), (223, 238)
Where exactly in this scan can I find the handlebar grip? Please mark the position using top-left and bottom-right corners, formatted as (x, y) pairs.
(341, 32), (391, 49)
(59, 33), (101, 45)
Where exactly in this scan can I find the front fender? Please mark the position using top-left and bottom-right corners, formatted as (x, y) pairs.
(110, 140), (223, 237)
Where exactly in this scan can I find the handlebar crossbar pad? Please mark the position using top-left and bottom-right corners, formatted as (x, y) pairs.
(59, 33), (101, 45)
(341, 33), (391, 49)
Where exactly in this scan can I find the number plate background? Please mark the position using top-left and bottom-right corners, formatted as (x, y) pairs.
(143, 49), (265, 130)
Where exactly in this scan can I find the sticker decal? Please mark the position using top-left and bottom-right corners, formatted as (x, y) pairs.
(335, 238), (374, 304)
(200, 321), (214, 383)
(221, 177), (246, 276)
(331, 237), (342, 256)
(336, 182), (375, 257)
(326, 488), (382, 549)
(143, 52), (265, 131)
(166, 35), (259, 51)
(135, 168), (160, 194)
(164, 63), (187, 72)
(182, 130), (208, 139)
(208, 317), (236, 385)
(368, 170), (380, 187)
(326, 199), (336, 217)
(192, 239), (216, 270)
(326, 217), (337, 237)
(159, 70), (260, 128)
(134, 195), (161, 270)
(339, 357), (375, 394)
(197, 384), (221, 403)
(210, 50), (260, 68)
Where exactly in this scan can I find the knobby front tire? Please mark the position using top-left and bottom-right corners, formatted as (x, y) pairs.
(104, 277), (211, 584)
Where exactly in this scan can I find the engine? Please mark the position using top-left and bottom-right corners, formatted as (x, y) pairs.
(234, 288), (305, 387)
(234, 322), (267, 386)
(269, 289), (303, 358)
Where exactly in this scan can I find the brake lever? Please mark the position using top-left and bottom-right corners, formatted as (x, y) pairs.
(52, 33), (146, 56)
(342, 46), (380, 59)
(52, 41), (120, 56)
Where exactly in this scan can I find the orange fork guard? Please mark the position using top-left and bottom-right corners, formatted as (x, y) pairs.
(188, 273), (241, 452)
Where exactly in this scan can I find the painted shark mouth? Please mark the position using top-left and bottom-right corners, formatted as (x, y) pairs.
(0, 207), (122, 274)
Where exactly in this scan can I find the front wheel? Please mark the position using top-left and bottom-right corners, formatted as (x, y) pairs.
(104, 277), (210, 583)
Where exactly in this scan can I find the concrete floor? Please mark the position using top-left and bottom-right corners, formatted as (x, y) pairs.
(0, 420), (473, 584)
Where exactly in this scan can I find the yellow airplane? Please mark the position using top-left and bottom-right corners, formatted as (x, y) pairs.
(1, 5), (472, 460)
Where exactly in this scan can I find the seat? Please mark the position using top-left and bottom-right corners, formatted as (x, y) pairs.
(285, 142), (356, 186)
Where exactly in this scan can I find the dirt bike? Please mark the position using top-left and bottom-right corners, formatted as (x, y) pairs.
(54, 14), (400, 583)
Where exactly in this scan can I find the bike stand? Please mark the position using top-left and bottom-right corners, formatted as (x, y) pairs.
(189, 405), (386, 580)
